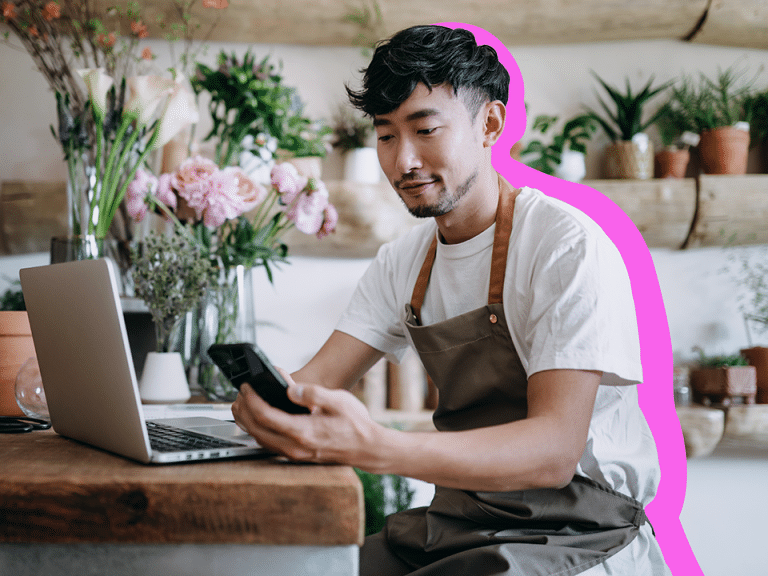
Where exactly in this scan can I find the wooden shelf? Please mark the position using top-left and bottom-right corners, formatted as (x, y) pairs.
(5, 175), (768, 258)
(585, 175), (768, 250)
(129, 0), (768, 50)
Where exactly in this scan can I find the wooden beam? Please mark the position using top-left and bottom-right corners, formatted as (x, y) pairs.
(583, 178), (697, 249)
(690, 0), (768, 50)
(687, 174), (768, 247)
(127, 0), (711, 47)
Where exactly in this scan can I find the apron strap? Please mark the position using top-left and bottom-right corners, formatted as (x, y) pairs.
(489, 176), (519, 305)
(409, 235), (438, 324)
(409, 175), (520, 321)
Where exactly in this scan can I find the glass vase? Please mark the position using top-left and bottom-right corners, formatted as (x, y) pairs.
(184, 265), (257, 401)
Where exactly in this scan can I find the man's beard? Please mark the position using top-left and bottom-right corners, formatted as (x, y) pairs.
(402, 169), (479, 219)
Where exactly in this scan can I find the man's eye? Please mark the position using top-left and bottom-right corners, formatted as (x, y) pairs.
(418, 127), (437, 135)
(378, 134), (393, 142)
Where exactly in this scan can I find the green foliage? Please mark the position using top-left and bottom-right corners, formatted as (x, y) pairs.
(131, 230), (213, 352)
(331, 104), (375, 152)
(665, 66), (755, 134)
(193, 50), (293, 167)
(343, 0), (384, 57)
(697, 351), (749, 368)
(520, 113), (597, 175)
(192, 215), (289, 284)
(745, 90), (768, 145)
(192, 50), (330, 166)
(586, 73), (671, 141)
(0, 281), (25, 311)
(355, 469), (415, 536)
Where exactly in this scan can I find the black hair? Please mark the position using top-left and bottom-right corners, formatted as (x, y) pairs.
(346, 25), (509, 119)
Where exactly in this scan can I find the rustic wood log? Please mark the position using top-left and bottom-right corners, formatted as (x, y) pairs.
(691, 0), (768, 50)
(582, 178), (697, 249)
(112, 0), (712, 47)
(687, 175), (768, 247)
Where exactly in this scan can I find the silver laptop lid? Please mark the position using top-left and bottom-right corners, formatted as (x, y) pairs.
(20, 258), (153, 463)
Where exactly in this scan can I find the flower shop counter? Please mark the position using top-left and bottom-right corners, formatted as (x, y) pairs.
(0, 428), (363, 576)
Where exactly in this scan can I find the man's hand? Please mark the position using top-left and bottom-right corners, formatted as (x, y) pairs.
(231, 368), (383, 468)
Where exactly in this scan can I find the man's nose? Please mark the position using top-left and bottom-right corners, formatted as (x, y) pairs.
(395, 138), (422, 174)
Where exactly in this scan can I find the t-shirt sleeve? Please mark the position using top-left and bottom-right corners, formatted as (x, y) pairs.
(335, 241), (411, 363)
(522, 229), (643, 386)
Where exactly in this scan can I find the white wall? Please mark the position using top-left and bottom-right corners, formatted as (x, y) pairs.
(4, 31), (768, 576)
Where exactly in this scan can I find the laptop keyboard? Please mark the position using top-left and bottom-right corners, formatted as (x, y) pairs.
(146, 421), (242, 453)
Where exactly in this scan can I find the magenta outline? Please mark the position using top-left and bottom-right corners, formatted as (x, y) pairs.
(434, 22), (700, 575)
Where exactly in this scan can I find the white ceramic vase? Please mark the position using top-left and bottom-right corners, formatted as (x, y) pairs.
(554, 149), (587, 183)
(139, 351), (191, 404)
(343, 147), (381, 184)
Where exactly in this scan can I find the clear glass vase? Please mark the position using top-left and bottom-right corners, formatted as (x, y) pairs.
(183, 265), (257, 401)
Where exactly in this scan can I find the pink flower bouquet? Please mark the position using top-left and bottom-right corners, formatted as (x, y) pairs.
(127, 156), (337, 276)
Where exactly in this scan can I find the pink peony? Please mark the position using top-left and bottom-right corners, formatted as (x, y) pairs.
(288, 186), (329, 235)
(317, 204), (338, 239)
(225, 166), (267, 212)
(202, 168), (242, 228)
(173, 155), (217, 217)
(271, 162), (307, 205)
(156, 173), (177, 210)
(125, 168), (158, 222)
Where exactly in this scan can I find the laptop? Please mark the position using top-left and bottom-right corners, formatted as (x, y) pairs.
(19, 257), (268, 464)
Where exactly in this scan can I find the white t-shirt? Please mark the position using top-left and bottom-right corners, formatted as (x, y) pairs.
(336, 186), (669, 573)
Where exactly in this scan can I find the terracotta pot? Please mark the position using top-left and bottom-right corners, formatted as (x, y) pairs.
(0, 311), (36, 417)
(604, 139), (654, 179)
(689, 366), (757, 406)
(655, 148), (690, 178)
(698, 126), (750, 175)
(740, 346), (768, 403)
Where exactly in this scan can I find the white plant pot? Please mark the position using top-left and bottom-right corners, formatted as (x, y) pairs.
(343, 147), (381, 184)
(139, 352), (191, 404)
(555, 149), (587, 183)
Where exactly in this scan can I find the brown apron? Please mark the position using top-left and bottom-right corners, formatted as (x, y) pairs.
(375, 176), (648, 576)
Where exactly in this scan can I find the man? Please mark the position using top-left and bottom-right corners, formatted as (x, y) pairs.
(232, 25), (670, 575)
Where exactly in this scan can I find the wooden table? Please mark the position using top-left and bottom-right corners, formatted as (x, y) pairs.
(0, 429), (364, 576)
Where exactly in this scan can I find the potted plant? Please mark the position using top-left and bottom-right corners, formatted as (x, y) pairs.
(0, 284), (33, 417)
(652, 102), (700, 178)
(733, 247), (768, 403)
(131, 229), (213, 403)
(586, 73), (671, 179)
(690, 352), (756, 406)
(331, 104), (379, 183)
(193, 49), (330, 179)
(520, 113), (597, 182)
(666, 67), (754, 175)
(745, 89), (768, 172)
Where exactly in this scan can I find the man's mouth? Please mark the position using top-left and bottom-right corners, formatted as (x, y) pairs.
(397, 177), (439, 195)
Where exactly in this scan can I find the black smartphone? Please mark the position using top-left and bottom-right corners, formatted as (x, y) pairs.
(207, 343), (310, 414)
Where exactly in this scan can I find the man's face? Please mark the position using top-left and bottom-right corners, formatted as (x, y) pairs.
(373, 83), (484, 218)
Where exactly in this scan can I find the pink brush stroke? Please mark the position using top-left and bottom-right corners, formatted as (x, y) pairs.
(435, 21), (700, 575)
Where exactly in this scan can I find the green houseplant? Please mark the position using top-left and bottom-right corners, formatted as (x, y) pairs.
(131, 229), (213, 403)
(689, 351), (756, 407)
(586, 73), (670, 179)
(665, 66), (755, 175)
(520, 113), (597, 181)
(652, 103), (700, 178)
(331, 104), (379, 183)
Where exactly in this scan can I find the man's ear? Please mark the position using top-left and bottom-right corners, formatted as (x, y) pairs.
(482, 101), (506, 147)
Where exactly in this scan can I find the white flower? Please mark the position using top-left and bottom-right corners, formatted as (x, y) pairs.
(77, 68), (114, 118)
(153, 75), (200, 149)
(124, 75), (176, 126)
